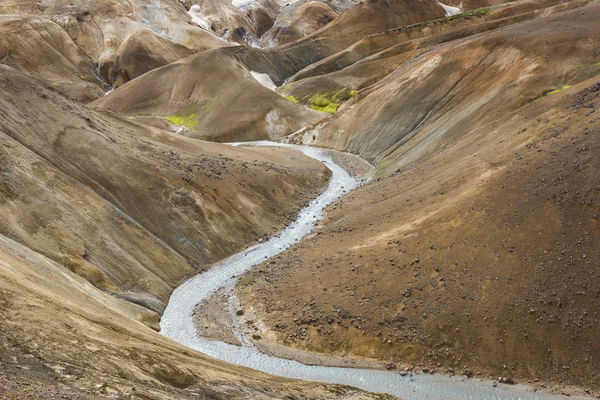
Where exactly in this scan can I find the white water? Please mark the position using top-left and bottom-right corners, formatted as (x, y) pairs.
(161, 142), (590, 400)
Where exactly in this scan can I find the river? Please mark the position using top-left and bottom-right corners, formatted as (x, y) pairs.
(160, 142), (589, 400)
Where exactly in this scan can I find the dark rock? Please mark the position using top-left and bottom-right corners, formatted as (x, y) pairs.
(384, 362), (396, 370)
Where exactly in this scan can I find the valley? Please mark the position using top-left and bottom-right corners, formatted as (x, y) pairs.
(0, 0), (599, 398)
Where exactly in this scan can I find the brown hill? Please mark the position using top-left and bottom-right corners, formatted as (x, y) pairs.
(92, 48), (326, 142)
(0, 16), (105, 102)
(0, 63), (398, 400)
(261, 1), (340, 47)
(0, 63), (330, 314)
(236, 3), (600, 393)
(314, 2), (600, 168)
(1, 0), (230, 95)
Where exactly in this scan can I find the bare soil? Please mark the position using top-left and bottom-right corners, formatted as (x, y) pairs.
(238, 79), (600, 395)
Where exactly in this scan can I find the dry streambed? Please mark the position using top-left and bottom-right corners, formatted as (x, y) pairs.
(160, 142), (591, 400)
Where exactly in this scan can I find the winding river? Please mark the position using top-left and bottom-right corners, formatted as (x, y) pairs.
(160, 142), (589, 400)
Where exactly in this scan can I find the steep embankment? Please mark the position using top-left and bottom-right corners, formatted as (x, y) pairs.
(236, 3), (600, 394)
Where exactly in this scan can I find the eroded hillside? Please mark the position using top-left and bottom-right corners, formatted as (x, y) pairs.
(236, 3), (600, 393)
(1, 0), (599, 397)
(0, 64), (388, 399)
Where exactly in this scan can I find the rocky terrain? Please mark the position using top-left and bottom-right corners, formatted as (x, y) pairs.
(237, 0), (599, 396)
(1, 0), (599, 397)
(237, 7), (600, 390)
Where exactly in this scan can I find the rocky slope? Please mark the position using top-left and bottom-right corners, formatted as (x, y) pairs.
(240, 76), (600, 393)
(0, 61), (399, 399)
(236, 2), (600, 392)
(2, 0), (600, 397)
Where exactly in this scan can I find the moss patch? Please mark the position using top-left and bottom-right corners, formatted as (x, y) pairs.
(308, 93), (341, 114)
(286, 95), (299, 103)
(384, 6), (492, 33)
(163, 113), (198, 129)
(281, 82), (294, 93)
(305, 88), (356, 114)
(546, 84), (572, 96)
(239, 275), (256, 286)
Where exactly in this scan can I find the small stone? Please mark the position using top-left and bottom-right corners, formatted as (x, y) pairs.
(385, 362), (396, 370)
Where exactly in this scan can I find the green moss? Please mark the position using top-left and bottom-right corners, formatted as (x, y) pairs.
(304, 88), (358, 114)
(163, 113), (198, 129)
(384, 6), (492, 33)
(310, 102), (340, 114)
(286, 95), (299, 103)
(281, 82), (294, 93)
(239, 275), (255, 286)
(307, 92), (341, 114)
(546, 84), (572, 96)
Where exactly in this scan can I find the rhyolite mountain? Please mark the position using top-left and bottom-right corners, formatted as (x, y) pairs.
(0, 0), (599, 398)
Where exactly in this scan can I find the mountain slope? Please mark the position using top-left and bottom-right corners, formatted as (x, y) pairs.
(92, 48), (326, 141)
(235, 3), (600, 393)
(0, 64), (330, 315)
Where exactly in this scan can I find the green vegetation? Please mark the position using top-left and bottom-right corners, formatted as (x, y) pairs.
(281, 82), (294, 93)
(163, 113), (198, 129)
(286, 95), (299, 103)
(305, 87), (357, 114)
(239, 274), (255, 286)
(308, 93), (341, 114)
(384, 6), (492, 33)
(546, 84), (572, 96)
